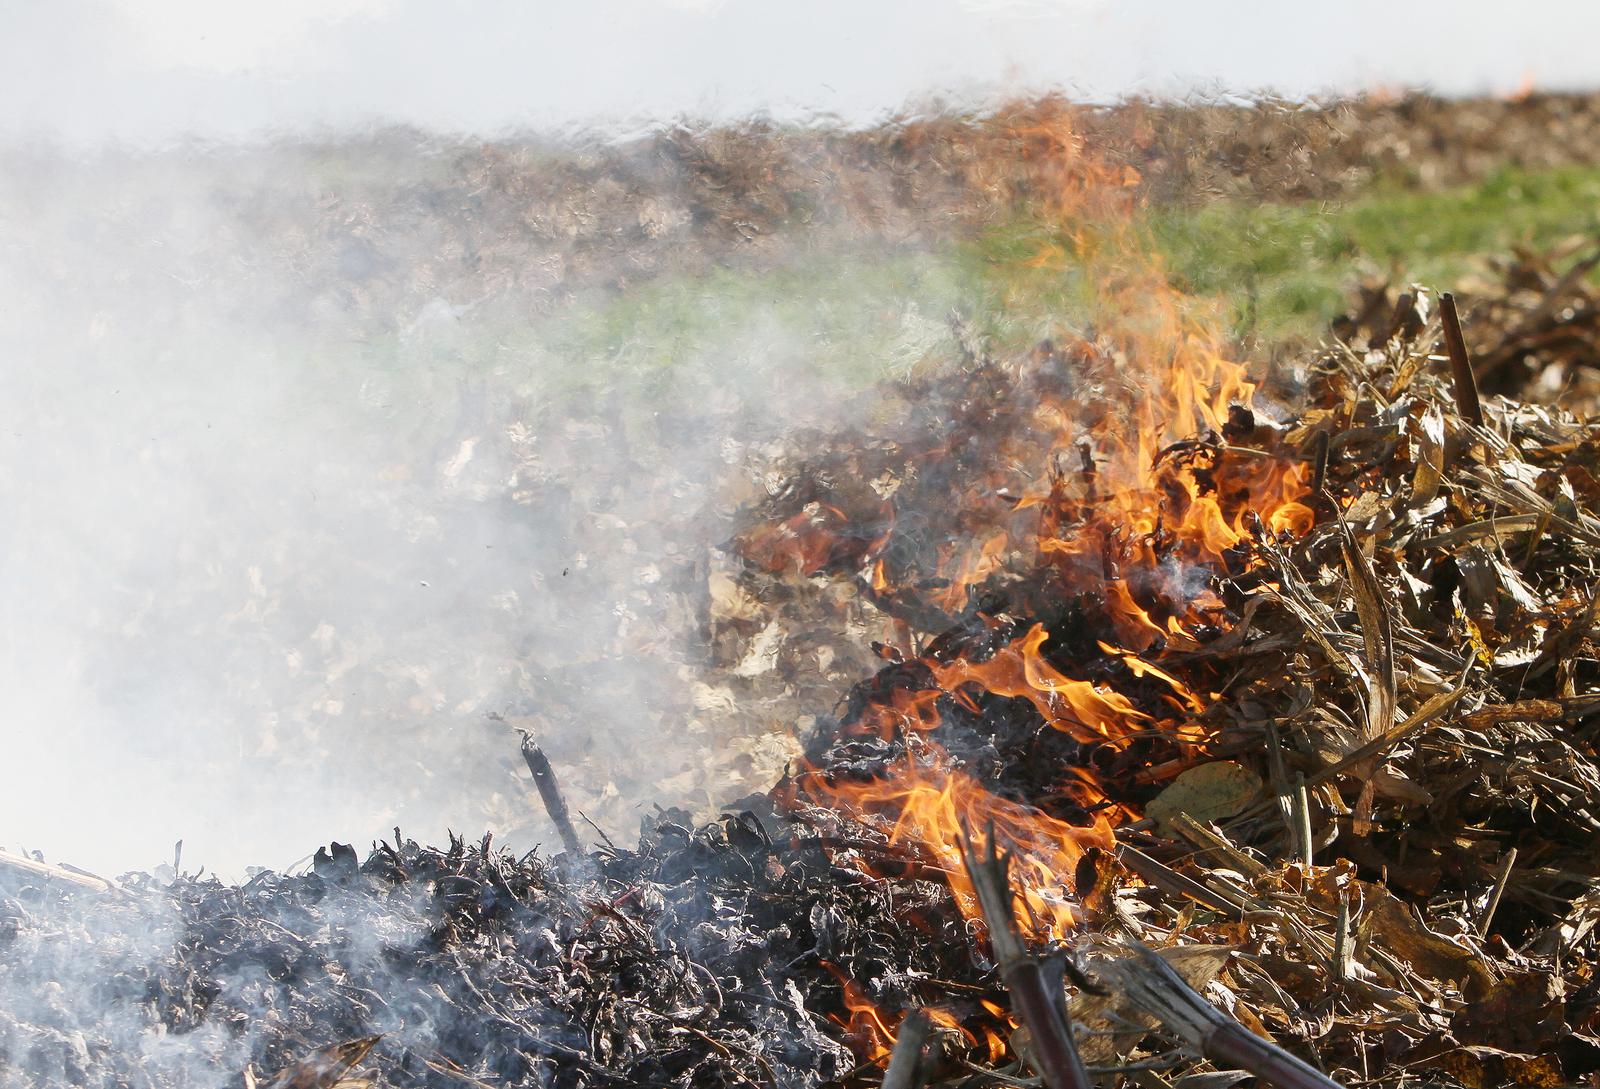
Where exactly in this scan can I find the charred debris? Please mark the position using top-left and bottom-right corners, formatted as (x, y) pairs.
(8, 255), (1600, 1089)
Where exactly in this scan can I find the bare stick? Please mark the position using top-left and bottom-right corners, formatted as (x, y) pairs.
(1440, 293), (1484, 428)
(1479, 847), (1518, 939)
(1294, 776), (1315, 869)
(880, 1010), (933, 1089)
(519, 734), (585, 858)
(961, 826), (1092, 1089)
(1099, 943), (1344, 1089)
(1166, 812), (1266, 879)
(1119, 846), (1246, 920)
(0, 847), (117, 894)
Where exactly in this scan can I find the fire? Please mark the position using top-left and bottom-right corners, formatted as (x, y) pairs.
(829, 971), (899, 1063)
(753, 100), (1316, 1070)
(826, 965), (976, 1067)
(980, 1000), (1014, 1063)
(934, 531), (1010, 614)
(808, 757), (1114, 941)
(931, 623), (1152, 742)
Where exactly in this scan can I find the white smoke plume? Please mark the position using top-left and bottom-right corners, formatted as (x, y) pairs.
(0, 132), (961, 878)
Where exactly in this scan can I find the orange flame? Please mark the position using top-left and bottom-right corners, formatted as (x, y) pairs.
(829, 972), (899, 1064)
(811, 758), (1113, 942)
(772, 101), (1316, 1071)
(826, 965), (976, 1067)
(932, 624), (1150, 742)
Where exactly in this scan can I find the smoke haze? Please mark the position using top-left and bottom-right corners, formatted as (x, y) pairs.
(0, 135), (961, 876)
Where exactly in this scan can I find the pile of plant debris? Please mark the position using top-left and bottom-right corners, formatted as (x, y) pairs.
(1339, 239), (1600, 415)
(8, 271), (1600, 1089)
(2, 811), (971, 1089)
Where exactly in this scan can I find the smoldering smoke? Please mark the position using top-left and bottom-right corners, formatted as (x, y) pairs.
(0, 134), (955, 879)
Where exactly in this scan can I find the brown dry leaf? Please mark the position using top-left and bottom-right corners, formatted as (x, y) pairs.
(1337, 883), (1498, 1000)
(1339, 520), (1396, 834)
(1541, 888), (1600, 953)
(1456, 970), (1568, 1053)
(1429, 1046), (1565, 1088)
(1145, 761), (1262, 833)
(1409, 403), (1447, 504)
(1370, 766), (1433, 806)
(263, 1036), (380, 1089)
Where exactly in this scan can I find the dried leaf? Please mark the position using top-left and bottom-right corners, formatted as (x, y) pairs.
(1145, 762), (1262, 833)
(1429, 1046), (1565, 1088)
(1340, 520), (1397, 737)
(1410, 403), (1446, 504)
(1356, 887), (1497, 999)
(1339, 519), (1397, 834)
(1456, 970), (1568, 1052)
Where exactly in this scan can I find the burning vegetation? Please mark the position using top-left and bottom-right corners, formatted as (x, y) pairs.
(9, 101), (1600, 1089)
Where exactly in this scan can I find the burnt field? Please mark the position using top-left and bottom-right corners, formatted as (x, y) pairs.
(7, 92), (1600, 1088)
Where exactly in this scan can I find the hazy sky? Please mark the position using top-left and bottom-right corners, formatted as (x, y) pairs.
(4, 0), (1599, 144)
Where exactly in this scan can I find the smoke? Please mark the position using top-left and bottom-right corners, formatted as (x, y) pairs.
(0, 131), (970, 879)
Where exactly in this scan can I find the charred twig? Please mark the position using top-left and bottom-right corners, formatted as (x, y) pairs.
(1097, 943), (1343, 1089)
(961, 825), (1091, 1089)
(1440, 293), (1484, 428)
(880, 1009), (934, 1089)
(519, 734), (585, 858)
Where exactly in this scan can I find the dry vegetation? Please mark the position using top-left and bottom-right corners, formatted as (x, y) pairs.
(7, 91), (1600, 1089)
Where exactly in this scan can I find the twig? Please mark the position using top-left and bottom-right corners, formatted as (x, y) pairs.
(1294, 775), (1315, 869)
(961, 825), (1092, 1089)
(1224, 666), (1473, 830)
(1097, 943), (1344, 1089)
(1478, 847), (1518, 939)
(1440, 293), (1484, 428)
(0, 847), (118, 894)
(881, 1009), (934, 1089)
(1119, 847), (1339, 971)
(1119, 846), (1245, 920)
(1166, 813), (1266, 879)
(519, 734), (585, 857)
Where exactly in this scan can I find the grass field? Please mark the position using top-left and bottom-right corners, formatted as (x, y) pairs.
(531, 163), (1600, 407)
(1149, 163), (1600, 337)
